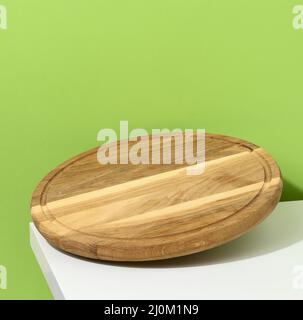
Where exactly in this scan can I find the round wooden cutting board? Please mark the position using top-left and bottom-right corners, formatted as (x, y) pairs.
(31, 133), (282, 261)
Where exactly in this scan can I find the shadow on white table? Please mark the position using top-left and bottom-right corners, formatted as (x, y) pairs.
(30, 201), (303, 300)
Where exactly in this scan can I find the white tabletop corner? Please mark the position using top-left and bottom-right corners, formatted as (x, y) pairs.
(30, 201), (303, 300)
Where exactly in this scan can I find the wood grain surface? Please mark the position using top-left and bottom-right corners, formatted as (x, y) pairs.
(31, 133), (283, 261)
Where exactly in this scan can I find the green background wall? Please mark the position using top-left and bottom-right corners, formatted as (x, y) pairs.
(0, 1), (302, 299)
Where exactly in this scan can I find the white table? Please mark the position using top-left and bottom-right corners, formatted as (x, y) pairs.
(30, 200), (303, 300)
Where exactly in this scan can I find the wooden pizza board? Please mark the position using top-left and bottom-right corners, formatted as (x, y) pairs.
(31, 133), (282, 261)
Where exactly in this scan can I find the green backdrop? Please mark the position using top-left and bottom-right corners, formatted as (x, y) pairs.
(0, 1), (302, 299)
